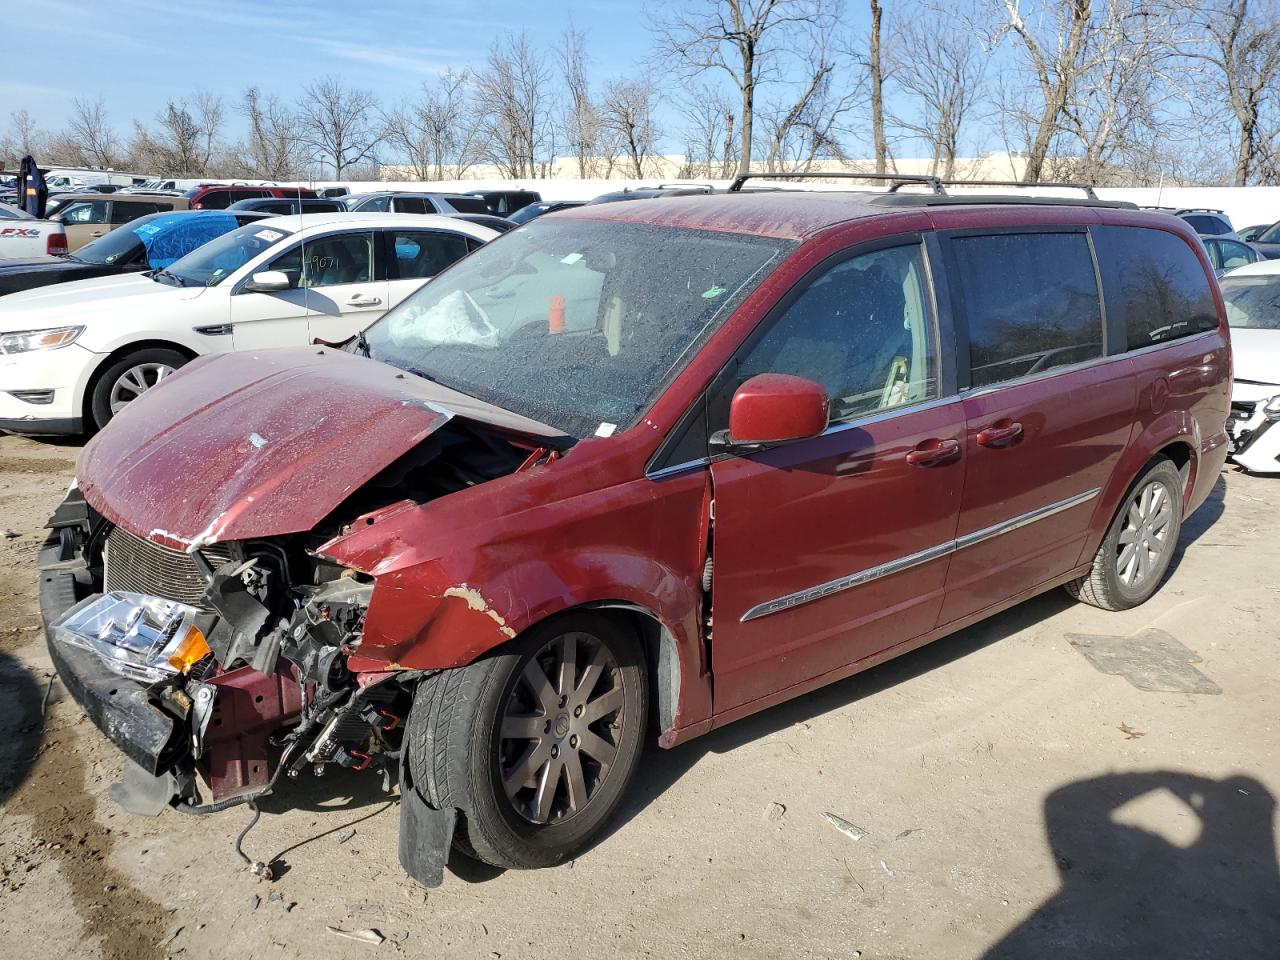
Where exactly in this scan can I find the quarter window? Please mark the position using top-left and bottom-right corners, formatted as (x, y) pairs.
(730, 244), (938, 423)
(1091, 226), (1219, 349)
(951, 232), (1103, 388)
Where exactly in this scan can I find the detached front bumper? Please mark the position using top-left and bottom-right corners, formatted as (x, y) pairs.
(1228, 384), (1280, 474)
(38, 536), (185, 773)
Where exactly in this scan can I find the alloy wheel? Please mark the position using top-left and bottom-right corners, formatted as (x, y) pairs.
(1116, 480), (1174, 589)
(108, 362), (175, 414)
(498, 631), (625, 825)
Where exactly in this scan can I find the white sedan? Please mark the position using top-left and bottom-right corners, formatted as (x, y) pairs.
(1221, 258), (1280, 473)
(0, 212), (496, 434)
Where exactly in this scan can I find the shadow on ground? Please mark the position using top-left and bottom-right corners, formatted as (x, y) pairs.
(0, 649), (44, 806)
(984, 770), (1280, 958)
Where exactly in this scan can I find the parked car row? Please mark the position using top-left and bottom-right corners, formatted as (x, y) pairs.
(25, 183), (1235, 892)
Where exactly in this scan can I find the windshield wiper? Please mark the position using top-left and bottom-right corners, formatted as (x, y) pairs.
(151, 268), (188, 287)
(355, 329), (371, 357)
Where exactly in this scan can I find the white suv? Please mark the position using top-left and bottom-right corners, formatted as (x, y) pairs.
(0, 212), (496, 434)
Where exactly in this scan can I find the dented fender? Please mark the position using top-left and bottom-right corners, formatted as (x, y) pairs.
(320, 466), (715, 735)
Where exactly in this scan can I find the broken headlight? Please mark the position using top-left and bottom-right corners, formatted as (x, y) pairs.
(51, 591), (210, 683)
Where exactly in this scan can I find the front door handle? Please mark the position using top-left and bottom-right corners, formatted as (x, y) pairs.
(347, 295), (382, 306)
(90, 230), (104, 237)
(906, 438), (961, 466)
(976, 420), (1023, 448)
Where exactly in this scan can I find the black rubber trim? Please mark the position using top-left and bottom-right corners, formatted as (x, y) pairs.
(1, 416), (83, 435)
(1232, 415), (1275, 457)
(38, 537), (181, 774)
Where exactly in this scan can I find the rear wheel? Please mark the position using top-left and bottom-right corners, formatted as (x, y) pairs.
(89, 347), (189, 429)
(1065, 458), (1183, 610)
(406, 612), (648, 869)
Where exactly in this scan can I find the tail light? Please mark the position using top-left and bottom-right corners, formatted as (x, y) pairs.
(47, 232), (68, 256)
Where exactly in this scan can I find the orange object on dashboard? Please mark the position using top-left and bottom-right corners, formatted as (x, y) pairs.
(549, 294), (565, 333)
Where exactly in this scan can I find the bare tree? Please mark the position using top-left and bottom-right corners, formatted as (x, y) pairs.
(678, 84), (739, 177)
(558, 26), (604, 177)
(888, 5), (987, 178)
(987, 0), (1120, 182)
(296, 76), (382, 179)
(235, 87), (306, 180)
(868, 0), (888, 172)
(1, 110), (46, 166)
(759, 26), (861, 171)
(131, 93), (225, 176)
(599, 77), (661, 176)
(58, 97), (121, 168)
(1178, 0), (1280, 185)
(652, 0), (832, 175)
(472, 32), (554, 178)
(382, 70), (482, 180)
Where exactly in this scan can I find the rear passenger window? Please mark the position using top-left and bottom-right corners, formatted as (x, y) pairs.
(1091, 226), (1219, 350)
(951, 232), (1102, 388)
(389, 230), (470, 279)
(1182, 214), (1228, 236)
(732, 244), (937, 422)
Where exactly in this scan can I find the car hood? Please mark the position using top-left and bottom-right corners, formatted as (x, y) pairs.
(77, 348), (563, 550)
(1230, 327), (1280, 385)
(0, 271), (203, 332)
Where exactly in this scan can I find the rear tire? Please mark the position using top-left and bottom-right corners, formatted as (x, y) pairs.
(89, 347), (189, 430)
(406, 612), (648, 869)
(1065, 458), (1183, 611)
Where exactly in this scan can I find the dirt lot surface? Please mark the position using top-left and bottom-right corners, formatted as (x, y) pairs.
(0, 430), (1277, 960)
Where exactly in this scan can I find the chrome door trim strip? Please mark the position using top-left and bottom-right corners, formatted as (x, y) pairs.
(952, 487), (1100, 552)
(738, 487), (1101, 623)
(739, 540), (956, 622)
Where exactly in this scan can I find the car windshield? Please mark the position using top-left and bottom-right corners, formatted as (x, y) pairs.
(1220, 276), (1280, 329)
(1257, 222), (1280, 243)
(165, 221), (294, 286)
(361, 218), (792, 437)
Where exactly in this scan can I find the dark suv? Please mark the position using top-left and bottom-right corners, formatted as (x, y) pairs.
(41, 181), (1229, 890)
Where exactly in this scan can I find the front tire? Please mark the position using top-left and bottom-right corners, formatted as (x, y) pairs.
(89, 347), (189, 430)
(1065, 458), (1183, 611)
(406, 612), (648, 869)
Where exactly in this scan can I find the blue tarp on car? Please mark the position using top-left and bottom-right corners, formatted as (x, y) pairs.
(135, 213), (239, 268)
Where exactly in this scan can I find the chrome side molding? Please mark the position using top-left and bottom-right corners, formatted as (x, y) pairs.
(739, 487), (1100, 623)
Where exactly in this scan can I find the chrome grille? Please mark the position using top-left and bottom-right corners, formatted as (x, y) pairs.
(103, 526), (232, 610)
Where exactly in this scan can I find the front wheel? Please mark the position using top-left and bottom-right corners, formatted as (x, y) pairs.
(89, 347), (189, 430)
(1065, 458), (1184, 610)
(406, 612), (648, 869)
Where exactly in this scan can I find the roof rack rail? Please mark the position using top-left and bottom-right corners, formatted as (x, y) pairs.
(728, 171), (947, 195)
(940, 179), (1099, 201)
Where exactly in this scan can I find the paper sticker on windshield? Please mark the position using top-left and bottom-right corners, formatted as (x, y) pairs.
(135, 222), (164, 237)
(561, 252), (584, 265)
(595, 422), (617, 437)
(702, 285), (726, 299)
(255, 229), (284, 242)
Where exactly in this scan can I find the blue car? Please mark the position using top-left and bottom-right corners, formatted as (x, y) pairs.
(0, 209), (269, 296)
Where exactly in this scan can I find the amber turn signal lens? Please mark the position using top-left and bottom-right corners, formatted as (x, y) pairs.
(167, 626), (210, 673)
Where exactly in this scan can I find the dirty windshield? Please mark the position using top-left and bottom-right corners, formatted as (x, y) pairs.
(361, 218), (791, 437)
(163, 222), (293, 286)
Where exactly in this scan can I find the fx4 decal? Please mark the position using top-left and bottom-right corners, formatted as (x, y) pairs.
(0, 227), (41, 238)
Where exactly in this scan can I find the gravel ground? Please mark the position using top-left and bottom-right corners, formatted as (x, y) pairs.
(0, 430), (1276, 960)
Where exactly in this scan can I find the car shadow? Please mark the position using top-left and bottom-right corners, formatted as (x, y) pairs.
(0, 650), (45, 807)
(592, 587), (1080, 853)
(983, 770), (1280, 958)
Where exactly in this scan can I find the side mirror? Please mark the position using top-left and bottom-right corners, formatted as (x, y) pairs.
(242, 270), (291, 293)
(714, 373), (829, 451)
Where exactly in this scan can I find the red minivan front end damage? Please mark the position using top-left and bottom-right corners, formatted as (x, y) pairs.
(38, 346), (598, 879)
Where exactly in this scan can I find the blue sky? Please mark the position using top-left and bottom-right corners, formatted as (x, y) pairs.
(6, 0), (883, 156)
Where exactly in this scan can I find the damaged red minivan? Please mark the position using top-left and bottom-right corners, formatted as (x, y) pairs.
(40, 183), (1230, 885)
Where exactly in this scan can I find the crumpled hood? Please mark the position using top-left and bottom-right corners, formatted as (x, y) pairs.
(78, 349), (462, 551)
(0, 271), (202, 332)
(1229, 327), (1280, 385)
